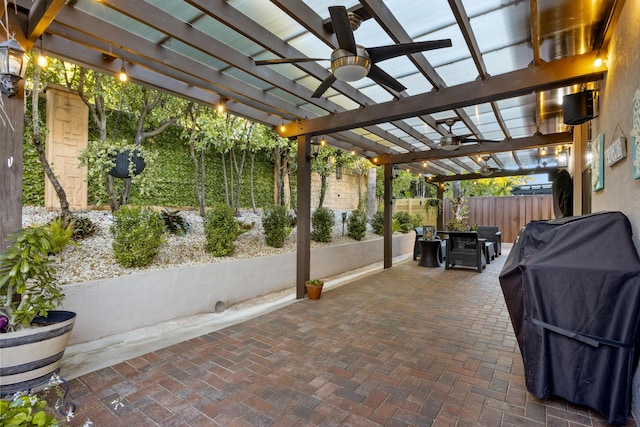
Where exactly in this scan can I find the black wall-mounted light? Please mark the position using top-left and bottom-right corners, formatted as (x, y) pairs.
(307, 137), (321, 160)
(392, 165), (400, 179)
(0, 39), (26, 97)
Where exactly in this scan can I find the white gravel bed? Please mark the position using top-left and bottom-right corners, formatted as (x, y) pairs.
(21, 206), (380, 284)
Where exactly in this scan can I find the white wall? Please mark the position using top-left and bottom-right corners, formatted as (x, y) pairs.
(61, 233), (414, 345)
(592, 0), (640, 251)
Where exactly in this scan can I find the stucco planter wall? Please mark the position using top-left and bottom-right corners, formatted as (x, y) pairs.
(61, 233), (413, 345)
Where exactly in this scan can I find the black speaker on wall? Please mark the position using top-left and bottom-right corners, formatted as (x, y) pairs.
(562, 90), (597, 125)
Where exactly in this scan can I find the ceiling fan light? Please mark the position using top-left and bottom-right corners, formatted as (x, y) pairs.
(439, 136), (460, 151)
(331, 47), (370, 82)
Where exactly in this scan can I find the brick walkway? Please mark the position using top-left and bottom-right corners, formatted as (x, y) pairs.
(62, 249), (636, 426)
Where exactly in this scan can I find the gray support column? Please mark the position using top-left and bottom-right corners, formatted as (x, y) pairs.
(383, 163), (392, 269)
(296, 135), (312, 298)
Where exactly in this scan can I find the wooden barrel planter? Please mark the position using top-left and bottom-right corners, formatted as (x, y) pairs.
(0, 310), (76, 394)
(108, 149), (146, 178)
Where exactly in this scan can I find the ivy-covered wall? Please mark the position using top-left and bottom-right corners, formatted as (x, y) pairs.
(23, 104), (275, 209)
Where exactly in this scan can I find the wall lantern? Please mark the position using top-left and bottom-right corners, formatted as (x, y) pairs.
(0, 39), (27, 97)
(557, 151), (568, 168)
(392, 165), (400, 179)
(308, 138), (321, 160)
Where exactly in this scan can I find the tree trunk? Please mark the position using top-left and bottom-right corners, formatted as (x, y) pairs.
(366, 167), (377, 217)
(29, 68), (72, 224)
(250, 152), (257, 213)
(318, 174), (327, 208)
(221, 152), (229, 206)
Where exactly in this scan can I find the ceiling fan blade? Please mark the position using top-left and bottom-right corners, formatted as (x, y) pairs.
(329, 6), (357, 53)
(311, 74), (337, 98)
(368, 39), (452, 62)
(460, 137), (502, 144)
(368, 65), (406, 92)
(255, 58), (326, 66)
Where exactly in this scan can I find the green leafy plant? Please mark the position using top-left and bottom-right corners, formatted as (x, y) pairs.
(69, 215), (96, 240)
(305, 279), (323, 286)
(160, 208), (192, 236)
(111, 206), (166, 267)
(0, 226), (64, 331)
(48, 217), (74, 254)
(311, 207), (334, 243)
(262, 205), (293, 248)
(204, 204), (240, 256)
(0, 393), (59, 427)
(392, 211), (414, 234)
(446, 196), (470, 231)
(371, 210), (384, 235)
(347, 209), (368, 241)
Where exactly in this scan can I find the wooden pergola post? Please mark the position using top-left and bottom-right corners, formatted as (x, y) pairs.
(0, 29), (25, 254)
(295, 134), (312, 299)
(383, 163), (392, 269)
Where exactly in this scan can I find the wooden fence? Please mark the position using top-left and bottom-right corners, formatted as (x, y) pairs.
(396, 195), (555, 243)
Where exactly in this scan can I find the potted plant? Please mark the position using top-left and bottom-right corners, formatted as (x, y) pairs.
(304, 279), (324, 300)
(0, 226), (76, 394)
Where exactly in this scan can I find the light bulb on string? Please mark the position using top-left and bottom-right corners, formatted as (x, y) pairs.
(37, 37), (47, 68)
(119, 59), (128, 82)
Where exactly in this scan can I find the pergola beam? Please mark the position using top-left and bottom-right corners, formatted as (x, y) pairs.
(280, 52), (606, 137)
(372, 132), (573, 165)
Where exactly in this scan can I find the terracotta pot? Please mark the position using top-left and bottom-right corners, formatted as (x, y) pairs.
(305, 282), (324, 300)
(0, 310), (76, 394)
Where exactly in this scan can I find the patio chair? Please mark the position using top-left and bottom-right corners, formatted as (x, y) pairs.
(477, 226), (502, 256)
(445, 231), (487, 272)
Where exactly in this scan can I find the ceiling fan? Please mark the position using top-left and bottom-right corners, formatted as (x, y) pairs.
(476, 155), (499, 176)
(255, 6), (452, 98)
(438, 118), (502, 151)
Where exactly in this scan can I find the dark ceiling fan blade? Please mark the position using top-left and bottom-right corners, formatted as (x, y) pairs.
(329, 6), (357, 53)
(255, 58), (326, 65)
(367, 65), (406, 92)
(368, 39), (453, 62)
(460, 137), (502, 143)
(311, 74), (337, 98)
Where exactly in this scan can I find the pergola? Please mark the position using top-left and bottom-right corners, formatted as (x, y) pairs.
(1, 0), (623, 297)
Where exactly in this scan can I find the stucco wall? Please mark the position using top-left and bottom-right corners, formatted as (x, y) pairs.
(61, 233), (414, 345)
(591, 0), (640, 251)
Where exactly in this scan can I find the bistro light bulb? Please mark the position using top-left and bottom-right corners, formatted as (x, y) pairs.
(119, 67), (127, 82)
(37, 52), (48, 68)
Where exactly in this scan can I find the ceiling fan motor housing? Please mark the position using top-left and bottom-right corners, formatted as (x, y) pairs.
(331, 46), (371, 82)
(439, 135), (461, 151)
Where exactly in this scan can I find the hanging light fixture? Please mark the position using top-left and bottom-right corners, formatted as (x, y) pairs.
(0, 38), (27, 97)
(216, 97), (227, 113)
(118, 59), (127, 82)
(37, 36), (48, 68)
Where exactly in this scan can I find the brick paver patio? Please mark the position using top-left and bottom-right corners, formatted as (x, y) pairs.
(62, 247), (636, 426)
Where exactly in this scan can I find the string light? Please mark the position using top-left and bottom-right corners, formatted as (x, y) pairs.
(118, 59), (127, 82)
(216, 97), (226, 113)
(37, 37), (47, 68)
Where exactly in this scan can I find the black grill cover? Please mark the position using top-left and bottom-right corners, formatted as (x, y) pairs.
(499, 212), (640, 424)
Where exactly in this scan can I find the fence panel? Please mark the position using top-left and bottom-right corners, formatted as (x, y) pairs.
(428, 195), (554, 243)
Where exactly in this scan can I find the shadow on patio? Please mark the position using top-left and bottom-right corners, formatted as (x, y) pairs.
(63, 244), (635, 426)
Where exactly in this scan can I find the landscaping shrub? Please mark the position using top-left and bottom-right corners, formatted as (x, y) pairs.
(111, 206), (165, 267)
(160, 208), (191, 236)
(371, 210), (384, 235)
(48, 217), (74, 254)
(393, 211), (414, 233)
(262, 205), (293, 248)
(69, 215), (96, 240)
(311, 207), (334, 243)
(347, 209), (367, 241)
(204, 204), (240, 256)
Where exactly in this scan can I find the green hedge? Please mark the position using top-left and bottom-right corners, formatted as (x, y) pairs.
(23, 115), (276, 209)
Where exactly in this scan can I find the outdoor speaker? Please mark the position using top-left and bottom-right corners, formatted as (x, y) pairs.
(562, 90), (596, 125)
